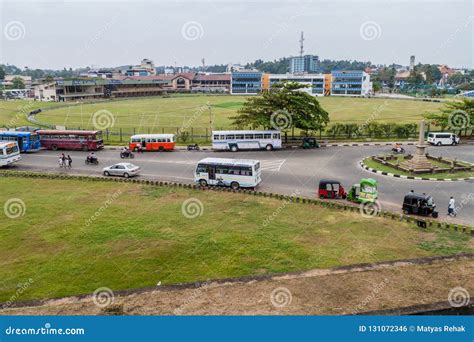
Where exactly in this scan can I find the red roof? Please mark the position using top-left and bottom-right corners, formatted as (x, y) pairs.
(116, 73), (196, 82)
(37, 130), (101, 135)
(194, 74), (231, 81)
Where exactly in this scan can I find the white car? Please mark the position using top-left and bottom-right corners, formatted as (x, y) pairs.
(427, 133), (460, 146)
(103, 163), (140, 178)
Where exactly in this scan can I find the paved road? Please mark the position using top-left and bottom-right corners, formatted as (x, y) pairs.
(11, 145), (474, 225)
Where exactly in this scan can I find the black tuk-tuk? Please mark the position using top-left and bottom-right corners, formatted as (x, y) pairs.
(402, 192), (438, 218)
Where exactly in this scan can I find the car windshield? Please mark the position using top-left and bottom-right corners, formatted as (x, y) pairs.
(125, 164), (135, 169)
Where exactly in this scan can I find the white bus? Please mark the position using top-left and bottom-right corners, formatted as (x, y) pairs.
(0, 142), (22, 167)
(212, 130), (282, 152)
(195, 158), (262, 189)
(427, 132), (460, 146)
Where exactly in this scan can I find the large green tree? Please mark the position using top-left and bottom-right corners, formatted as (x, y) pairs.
(231, 82), (329, 134)
(424, 98), (474, 131)
(11, 77), (25, 89)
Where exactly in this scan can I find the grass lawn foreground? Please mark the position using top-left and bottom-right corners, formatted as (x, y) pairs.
(0, 177), (472, 302)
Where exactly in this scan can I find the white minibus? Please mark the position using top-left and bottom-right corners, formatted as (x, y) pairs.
(195, 158), (261, 189)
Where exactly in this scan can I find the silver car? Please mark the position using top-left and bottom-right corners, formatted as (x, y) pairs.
(103, 163), (140, 178)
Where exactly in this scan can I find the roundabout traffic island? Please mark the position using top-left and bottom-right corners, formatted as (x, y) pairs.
(361, 120), (474, 181)
(361, 155), (474, 181)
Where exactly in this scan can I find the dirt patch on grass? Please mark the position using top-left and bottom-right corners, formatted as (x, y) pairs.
(2, 255), (472, 315)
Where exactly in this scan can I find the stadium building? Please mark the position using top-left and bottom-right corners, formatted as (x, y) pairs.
(267, 73), (326, 96)
(331, 70), (372, 96)
(230, 71), (263, 94)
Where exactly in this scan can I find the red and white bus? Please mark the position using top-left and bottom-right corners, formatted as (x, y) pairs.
(37, 130), (104, 151)
(129, 134), (176, 152)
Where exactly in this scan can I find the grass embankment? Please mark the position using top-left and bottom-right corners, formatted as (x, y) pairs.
(0, 96), (443, 131)
(1, 177), (471, 302)
(364, 157), (474, 179)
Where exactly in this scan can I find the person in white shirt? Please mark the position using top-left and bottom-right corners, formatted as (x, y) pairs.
(448, 197), (456, 217)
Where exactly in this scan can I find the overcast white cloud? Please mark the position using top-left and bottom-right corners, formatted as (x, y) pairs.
(0, 0), (472, 69)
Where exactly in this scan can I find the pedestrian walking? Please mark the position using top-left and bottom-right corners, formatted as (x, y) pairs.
(66, 155), (72, 168)
(447, 196), (456, 217)
(58, 156), (64, 168)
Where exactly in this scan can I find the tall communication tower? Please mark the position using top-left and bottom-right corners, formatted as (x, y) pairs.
(299, 31), (304, 57)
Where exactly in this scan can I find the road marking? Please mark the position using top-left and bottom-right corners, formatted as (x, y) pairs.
(260, 159), (286, 172)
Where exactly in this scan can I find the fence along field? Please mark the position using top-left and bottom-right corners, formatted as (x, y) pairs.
(2, 95), (456, 142)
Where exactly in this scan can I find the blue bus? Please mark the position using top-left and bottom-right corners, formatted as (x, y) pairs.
(0, 131), (41, 152)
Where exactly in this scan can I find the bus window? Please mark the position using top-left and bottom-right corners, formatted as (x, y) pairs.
(241, 167), (252, 176)
(216, 166), (228, 174)
(264, 134), (271, 139)
(273, 133), (280, 139)
(254, 134), (263, 139)
(213, 135), (220, 140)
(196, 164), (208, 173)
(235, 134), (244, 139)
(226, 135), (235, 140)
(244, 134), (254, 139)
(6, 145), (19, 154)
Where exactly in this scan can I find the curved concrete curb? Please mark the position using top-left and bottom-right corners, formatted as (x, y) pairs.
(359, 160), (474, 182)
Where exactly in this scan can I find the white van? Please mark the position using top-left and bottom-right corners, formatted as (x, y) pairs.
(427, 132), (460, 146)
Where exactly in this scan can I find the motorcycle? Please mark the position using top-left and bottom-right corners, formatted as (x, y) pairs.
(85, 156), (99, 165)
(187, 144), (200, 151)
(391, 147), (405, 154)
(120, 151), (135, 159)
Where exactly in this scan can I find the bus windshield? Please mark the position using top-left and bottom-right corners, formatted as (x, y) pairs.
(6, 144), (19, 155)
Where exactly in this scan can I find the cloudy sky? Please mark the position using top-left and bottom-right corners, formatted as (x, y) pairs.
(1, 0), (472, 70)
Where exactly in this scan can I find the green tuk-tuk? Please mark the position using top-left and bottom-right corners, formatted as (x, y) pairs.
(302, 137), (320, 149)
(347, 178), (378, 203)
